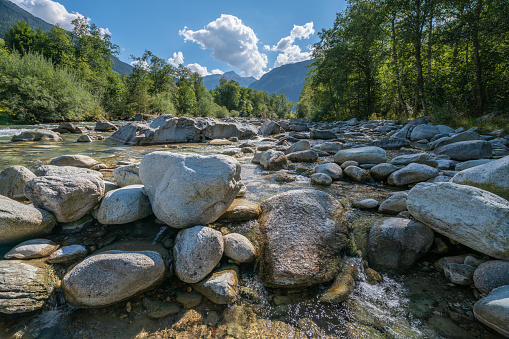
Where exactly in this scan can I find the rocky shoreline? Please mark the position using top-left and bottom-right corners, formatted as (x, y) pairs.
(0, 116), (508, 338)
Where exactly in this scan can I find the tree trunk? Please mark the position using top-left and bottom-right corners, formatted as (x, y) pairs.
(413, 0), (428, 115)
(391, 14), (409, 117)
(472, 0), (485, 115)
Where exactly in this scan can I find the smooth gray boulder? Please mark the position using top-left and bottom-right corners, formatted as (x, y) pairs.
(334, 146), (386, 165)
(473, 260), (509, 295)
(344, 166), (370, 182)
(4, 239), (58, 259)
(49, 155), (99, 168)
(442, 263), (476, 285)
(259, 190), (347, 288)
(410, 124), (440, 141)
(312, 142), (343, 154)
(287, 150), (318, 162)
(259, 120), (283, 136)
(311, 173), (332, 186)
(285, 140), (311, 154)
(452, 155), (509, 200)
(352, 199), (379, 209)
(193, 267), (238, 304)
(433, 140), (492, 161)
(95, 120), (118, 132)
(387, 163), (439, 186)
(368, 218), (434, 271)
(224, 233), (256, 263)
(390, 153), (438, 167)
(474, 286), (509, 337)
(173, 226), (224, 283)
(455, 159), (493, 171)
(97, 185), (152, 225)
(47, 244), (88, 264)
(260, 150), (288, 171)
(113, 163), (142, 187)
(0, 196), (56, 244)
(11, 129), (62, 142)
(34, 165), (103, 179)
(0, 166), (36, 200)
(370, 163), (400, 181)
(25, 174), (105, 223)
(430, 130), (480, 150)
(407, 182), (509, 260)
(139, 152), (241, 228)
(378, 192), (408, 214)
(314, 163), (342, 180)
(369, 138), (411, 150)
(310, 129), (336, 140)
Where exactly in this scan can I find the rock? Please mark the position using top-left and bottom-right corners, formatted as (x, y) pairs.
(434, 255), (470, 273)
(473, 261), (509, 294)
(314, 163), (342, 180)
(312, 142), (343, 154)
(320, 259), (358, 303)
(272, 171), (296, 183)
(259, 120), (284, 136)
(346, 118), (358, 126)
(113, 163), (142, 187)
(433, 140), (492, 161)
(310, 129), (336, 140)
(369, 163), (400, 181)
(173, 226), (224, 283)
(0, 166), (36, 200)
(287, 150), (318, 162)
(95, 120), (118, 132)
(407, 182), (509, 260)
(34, 165), (103, 179)
(77, 134), (103, 142)
(219, 199), (261, 221)
(208, 139), (232, 145)
(442, 263), (476, 285)
(387, 163), (439, 186)
(452, 155), (509, 200)
(368, 218), (434, 271)
(175, 291), (202, 308)
(455, 159), (493, 171)
(4, 239), (58, 259)
(285, 140), (311, 154)
(25, 174), (105, 223)
(352, 199), (379, 209)
(368, 138), (411, 150)
(344, 166), (370, 182)
(52, 122), (82, 134)
(224, 233), (257, 263)
(193, 266), (239, 304)
(334, 146), (386, 165)
(436, 125), (455, 134)
(311, 173), (332, 185)
(60, 214), (94, 234)
(0, 261), (57, 314)
(62, 250), (166, 307)
(110, 116), (258, 145)
(49, 155), (99, 168)
(378, 192), (408, 214)
(47, 244), (87, 264)
(140, 152), (241, 228)
(341, 160), (359, 169)
(143, 298), (180, 318)
(390, 153), (438, 167)
(391, 117), (429, 139)
(11, 129), (62, 142)
(473, 286), (509, 337)
(259, 189), (347, 287)
(260, 150), (288, 171)
(0, 196), (56, 244)
(430, 130), (481, 150)
(97, 185), (152, 225)
(410, 124), (440, 141)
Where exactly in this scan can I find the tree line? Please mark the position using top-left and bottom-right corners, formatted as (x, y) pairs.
(298, 0), (509, 126)
(0, 19), (293, 123)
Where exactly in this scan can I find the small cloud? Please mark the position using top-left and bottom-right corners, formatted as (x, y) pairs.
(263, 45), (271, 51)
(168, 51), (184, 67)
(271, 22), (315, 68)
(211, 69), (224, 75)
(98, 27), (111, 37)
(130, 60), (150, 71)
(187, 63), (210, 77)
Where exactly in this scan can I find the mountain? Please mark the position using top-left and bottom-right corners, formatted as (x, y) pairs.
(0, 0), (53, 38)
(249, 59), (313, 102)
(110, 55), (133, 74)
(203, 71), (256, 90)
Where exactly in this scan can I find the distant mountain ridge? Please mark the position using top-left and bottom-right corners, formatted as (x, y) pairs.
(249, 59), (313, 102)
(203, 71), (256, 90)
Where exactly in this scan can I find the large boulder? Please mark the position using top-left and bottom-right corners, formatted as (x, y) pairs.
(368, 139), (411, 150)
(410, 124), (440, 141)
(452, 155), (509, 200)
(113, 163), (142, 187)
(390, 153), (438, 167)
(387, 163), (439, 186)
(49, 155), (99, 168)
(95, 120), (118, 132)
(34, 165), (103, 179)
(0, 196), (56, 244)
(110, 116), (258, 145)
(334, 146), (386, 165)
(407, 182), (509, 260)
(369, 163), (400, 181)
(287, 150), (318, 163)
(260, 150), (288, 171)
(474, 286), (509, 337)
(4, 239), (58, 259)
(62, 250), (166, 307)
(473, 260), (509, 295)
(430, 130), (481, 150)
(310, 129), (336, 140)
(0, 261), (58, 314)
(139, 152), (241, 228)
(285, 140), (311, 154)
(11, 129), (62, 142)
(369, 218), (434, 271)
(391, 117), (429, 139)
(52, 122), (82, 134)
(312, 142), (343, 154)
(259, 120), (283, 136)
(314, 163), (342, 180)
(433, 140), (492, 161)
(24, 174), (105, 223)
(0, 166), (36, 200)
(259, 190), (348, 288)
(97, 185), (152, 225)
(173, 226), (224, 283)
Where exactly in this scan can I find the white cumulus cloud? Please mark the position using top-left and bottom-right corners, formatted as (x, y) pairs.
(130, 60), (150, 71)
(168, 51), (185, 67)
(271, 22), (315, 68)
(211, 69), (224, 75)
(187, 63), (224, 77)
(180, 14), (268, 79)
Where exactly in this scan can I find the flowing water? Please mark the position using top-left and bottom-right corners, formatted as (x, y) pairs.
(0, 124), (501, 338)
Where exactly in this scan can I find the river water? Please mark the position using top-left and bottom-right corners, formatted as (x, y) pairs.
(0, 124), (501, 338)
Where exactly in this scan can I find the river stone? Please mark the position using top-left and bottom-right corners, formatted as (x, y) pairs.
(285, 141), (311, 155)
(410, 124), (440, 141)
(140, 152), (241, 228)
(310, 129), (336, 140)
(387, 163), (439, 186)
(219, 199), (261, 222)
(260, 150), (288, 171)
(47, 244), (88, 264)
(143, 298), (180, 318)
(473, 260), (509, 295)
(62, 250), (166, 307)
(193, 266), (239, 304)
(113, 163), (142, 187)
(455, 159), (493, 171)
(173, 226), (224, 283)
(352, 199), (379, 209)
(25, 174), (105, 223)
(312, 142), (343, 154)
(311, 173), (332, 186)
(95, 120), (118, 132)
(314, 163), (342, 180)
(407, 182), (509, 260)
(208, 139), (232, 145)
(433, 140), (492, 161)
(259, 189), (347, 288)
(320, 259), (358, 303)
(344, 166), (370, 182)
(368, 218), (434, 271)
(442, 263), (476, 285)
(378, 192), (408, 214)
(11, 129), (62, 142)
(52, 122), (82, 134)
(452, 155), (509, 200)
(259, 120), (284, 136)
(369, 163), (400, 181)
(430, 130), (481, 150)
(34, 165), (103, 179)
(0, 196), (56, 244)
(4, 239), (58, 259)
(474, 286), (509, 337)
(334, 146), (386, 165)
(369, 138), (411, 150)
(224, 233), (256, 263)
(287, 150), (318, 163)
(390, 153), (438, 167)
(0, 260), (57, 314)
(97, 185), (152, 225)
(49, 155), (99, 168)
(272, 171), (296, 183)
(0, 166), (36, 200)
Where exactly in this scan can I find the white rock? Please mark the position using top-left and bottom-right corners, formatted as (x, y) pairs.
(4, 239), (58, 259)
(224, 233), (256, 263)
(97, 185), (152, 225)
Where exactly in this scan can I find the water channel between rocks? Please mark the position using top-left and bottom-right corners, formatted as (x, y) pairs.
(0, 124), (502, 339)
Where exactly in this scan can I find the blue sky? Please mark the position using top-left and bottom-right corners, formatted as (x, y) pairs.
(8, 0), (346, 78)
